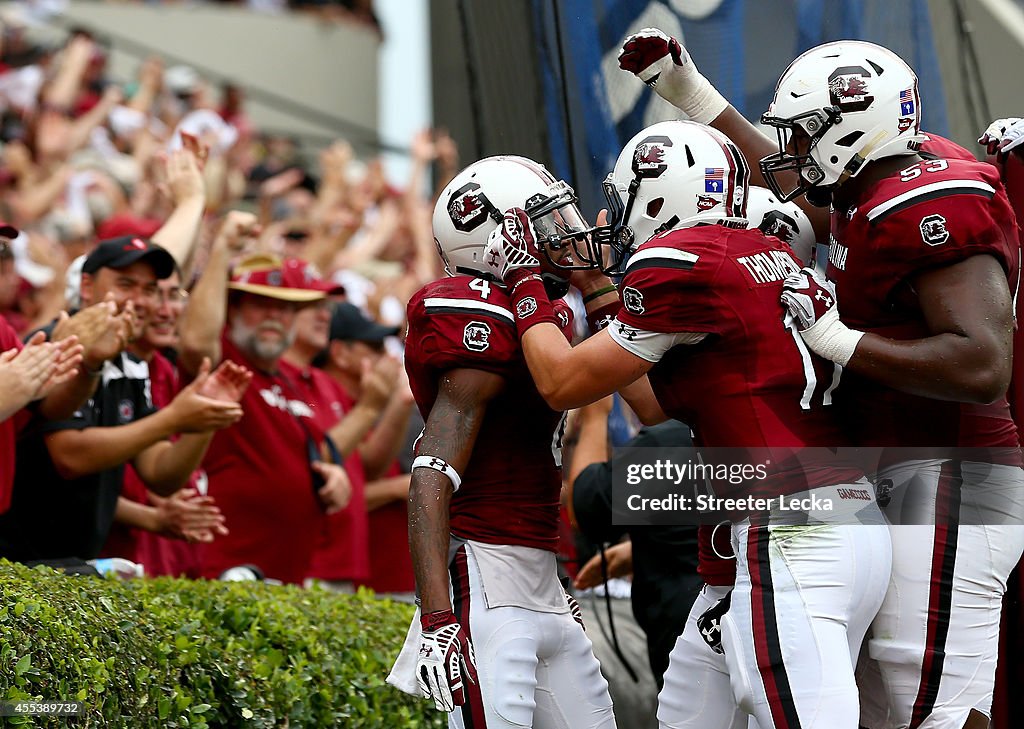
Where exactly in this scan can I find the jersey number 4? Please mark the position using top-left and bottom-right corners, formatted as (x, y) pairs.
(469, 278), (492, 299)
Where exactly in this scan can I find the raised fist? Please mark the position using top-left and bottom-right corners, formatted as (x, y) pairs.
(618, 27), (685, 86)
(617, 27), (727, 124)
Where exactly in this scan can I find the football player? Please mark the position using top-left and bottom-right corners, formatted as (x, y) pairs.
(387, 156), (616, 728)
(618, 30), (1024, 729)
(485, 119), (891, 729)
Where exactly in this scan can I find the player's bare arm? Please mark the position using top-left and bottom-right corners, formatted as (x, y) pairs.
(408, 367), (505, 613)
(852, 255), (1013, 403)
(783, 255), (1013, 404)
(519, 325), (652, 412)
(617, 376), (667, 425)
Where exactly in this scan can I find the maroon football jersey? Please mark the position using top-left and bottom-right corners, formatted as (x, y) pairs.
(919, 132), (978, 163)
(827, 157), (1020, 449)
(617, 226), (860, 494)
(991, 148), (1024, 445)
(405, 275), (574, 553)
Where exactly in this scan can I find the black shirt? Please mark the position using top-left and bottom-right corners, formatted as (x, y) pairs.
(0, 351), (155, 561)
(572, 420), (703, 684)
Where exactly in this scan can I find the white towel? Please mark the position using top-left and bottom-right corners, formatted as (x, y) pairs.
(386, 607), (424, 697)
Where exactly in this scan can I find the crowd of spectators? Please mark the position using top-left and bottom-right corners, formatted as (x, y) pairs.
(0, 23), (456, 592)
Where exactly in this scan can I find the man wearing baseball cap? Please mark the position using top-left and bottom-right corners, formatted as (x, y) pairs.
(178, 220), (352, 584)
(316, 302), (417, 597)
(0, 235), (247, 563)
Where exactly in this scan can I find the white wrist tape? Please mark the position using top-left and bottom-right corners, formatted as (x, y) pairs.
(652, 62), (728, 125)
(413, 456), (463, 492)
(799, 308), (865, 367)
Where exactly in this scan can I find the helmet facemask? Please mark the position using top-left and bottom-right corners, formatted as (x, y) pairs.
(591, 175), (634, 276)
(525, 180), (604, 274)
(758, 40), (927, 207)
(759, 106), (844, 204)
(434, 156), (602, 295)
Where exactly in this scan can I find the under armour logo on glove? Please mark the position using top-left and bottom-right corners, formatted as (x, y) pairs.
(617, 27), (683, 86)
(781, 266), (864, 367)
(781, 267), (839, 332)
(695, 589), (732, 655)
(417, 610), (478, 713)
(483, 208), (543, 284)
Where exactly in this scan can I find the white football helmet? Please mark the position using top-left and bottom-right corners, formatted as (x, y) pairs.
(760, 40), (927, 204)
(432, 156), (598, 288)
(600, 120), (749, 273)
(746, 186), (817, 265)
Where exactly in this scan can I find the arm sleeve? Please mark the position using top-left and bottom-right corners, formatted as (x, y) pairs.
(607, 323), (706, 363)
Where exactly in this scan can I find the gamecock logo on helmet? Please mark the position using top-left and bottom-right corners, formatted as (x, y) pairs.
(448, 182), (492, 233)
(919, 214), (949, 246)
(632, 135), (673, 178)
(758, 210), (799, 245)
(828, 67), (874, 113)
(463, 321), (491, 352)
(637, 144), (664, 165)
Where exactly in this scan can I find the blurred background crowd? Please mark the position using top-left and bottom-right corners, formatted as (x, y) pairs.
(0, 0), (457, 599)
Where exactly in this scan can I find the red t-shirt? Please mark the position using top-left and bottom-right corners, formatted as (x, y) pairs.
(100, 351), (204, 577)
(195, 336), (326, 584)
(0, 315), (24, 513)
(278, 359), (370, 583)
(358, 460), (416, 594)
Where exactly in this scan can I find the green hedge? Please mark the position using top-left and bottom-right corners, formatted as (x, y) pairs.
(0, 561), (444, 728)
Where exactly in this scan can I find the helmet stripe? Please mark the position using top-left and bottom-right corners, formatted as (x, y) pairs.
(724, 142), (750, 217)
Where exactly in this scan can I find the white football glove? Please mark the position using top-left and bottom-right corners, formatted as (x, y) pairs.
(617, 27), (728, 124)
(978, 117), (1024, 156)
(780, 267), (864, 366)
(483, 208), (543, 284)
(417, 610), (478, 713)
